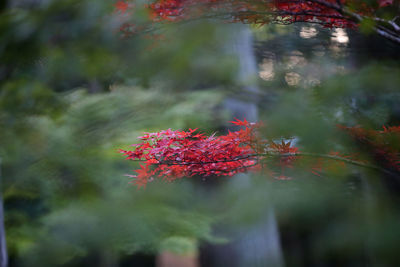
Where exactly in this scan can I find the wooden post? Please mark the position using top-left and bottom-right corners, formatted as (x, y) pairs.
(156, 237), (199, 267)
(156, 251), (199, 267)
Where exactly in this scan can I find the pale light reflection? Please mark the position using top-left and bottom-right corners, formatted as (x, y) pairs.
(331, 28), (349, 44)
(285, 72), (301, 86)
(286, 50), (307, 69)
(259, 58), (275, 81)
(300, 26), (318, 39)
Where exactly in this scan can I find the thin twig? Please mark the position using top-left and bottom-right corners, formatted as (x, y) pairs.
(131, 151), (397, 176)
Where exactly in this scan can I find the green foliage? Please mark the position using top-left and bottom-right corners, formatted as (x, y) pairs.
(1, 1), (400, 266)
(0, 79), (61, 120)
(359, 18), (376, 35)
(214, 173), (400, 266)
(159, 237), (198, 255)
(2, 85), (225, 265)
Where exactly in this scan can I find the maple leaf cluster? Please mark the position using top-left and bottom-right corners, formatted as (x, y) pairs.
(114, 0), (400, 43)
(120, 119), (299, 188)
(339, 125), (400, 172)
(272, 0), (357, 28)
(115, 0), (393, 29)
(120, 120), (400, 188)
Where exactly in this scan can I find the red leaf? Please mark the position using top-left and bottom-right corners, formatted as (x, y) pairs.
(115, 1), (129, 13)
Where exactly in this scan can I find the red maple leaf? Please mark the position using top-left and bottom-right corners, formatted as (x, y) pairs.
(121, 121), (400, 188)
(378, 0), (393, 7)
(115, 1), (129, 13)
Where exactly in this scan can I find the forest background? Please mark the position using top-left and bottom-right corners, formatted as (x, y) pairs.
(1, 0), (400, 266)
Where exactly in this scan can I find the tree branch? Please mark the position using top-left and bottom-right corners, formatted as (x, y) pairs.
(135, 151), (398, 177)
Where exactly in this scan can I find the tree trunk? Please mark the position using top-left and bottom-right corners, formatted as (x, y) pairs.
(222, 24), (284, 267)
